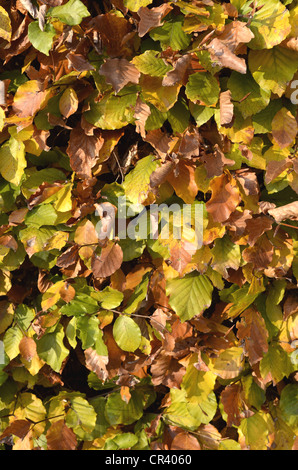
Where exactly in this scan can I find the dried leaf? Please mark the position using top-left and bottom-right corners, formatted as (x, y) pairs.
(91, 242), (123, 278)
(46, 420), (77, 451)
(99, 58), (140, 93)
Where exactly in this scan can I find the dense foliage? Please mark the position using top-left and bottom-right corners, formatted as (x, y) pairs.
(0, 0), (297, 451)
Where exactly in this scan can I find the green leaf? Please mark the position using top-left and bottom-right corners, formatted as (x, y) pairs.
(28, 21), (56, 56)
(124, 274), (150, 314)
(132, 50), (172, 77)
(105, 432), (139, 450)
(49, 0), (90, 25)
(145, 104), (167, 131)
(185, 72), (220, 107)
(76, 316), (101, 349)
(3, 326), (22, 360)
(85, 88), (138, 130)
(0, 137), (26, 186)
(210, 234), (242, 277)
(36, 324), (69, 372)
(25, 204), (58, 228)
(166, 272), (213, 322)
(105, 390), (144, 425)
(19, 226), (57, 257)
(123, 154), (160, 206)
(119, 238), (146, 262)
(167, 99), (190, 133)
(228, 71), (270, 119)
(259, 344), (293, 385)
(150, 15), (191, 51)
(21, 168), (66, 199)
(182, 360), (216, 403)
(279, 384), (298, 430)
(113, 315), (142, 352)
(60, 293), (99, 316)
(164, 388), (217, 430)
(249, 46), (298, 97)
(65, 395), (97, 436)
(189, 103), (215, 126)
(248, 0), (291, 50)
(239, 412), (270, 450)
(92, 286), (124, 310)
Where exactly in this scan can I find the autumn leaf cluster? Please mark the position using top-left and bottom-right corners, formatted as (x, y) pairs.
(0, 0), (297, 451)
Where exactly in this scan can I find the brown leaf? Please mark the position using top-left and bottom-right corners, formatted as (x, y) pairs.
(59, 282), (76, 303)
(176, 128), (200, 159)
(74, 219), (99, 259)
(19, 336), (37, 362)
(99, 58), (140, 94)
(8, 208), (28, 226)
(207, 38), (247, 74)
(242, 234), (274, 269)
(220, 384), (242, 427)
(167, 160), (199, 204)
(283, 292), (298, 320)
(171, 432), (201, 450)
(225, 209), (253, 237)
(66, 52), (95, 72)
(0, 234), (18, 252)
(84, 347), (109, 382)
(67, 125), (104, 178)
(219, 90), (234, 126)
(120, 385), (131, 404)
(265, 159), (291, 185)
(145, 129), (174, 160)
(236, 168), (259, 196)
(0, 419), (31, 441)
(272, 107), (298, 149)
(201, 145), (234, 178)
(27, 182), (63, 209)
(206, 173), (241, 223)
(268, 201), (298, 223)
(236, 307), (269, 365)
(150, 351), (185, 388)
(87, 13), (133, 57)
(56, 245), (79, 268)
(138, 4), (173, 37)
(244, 215), (273, 246)
(91, 241), (123, 278)
(134, 96), (151, 138)
(217, 21), (255, 53)
(162, 55), (191, 87)
(46, 420), (77, 451)
(12, 80), (48, 118)
(150, 161), (175, 190)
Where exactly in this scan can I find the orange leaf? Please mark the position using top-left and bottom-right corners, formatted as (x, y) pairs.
(171, 431), (201, 450)
(19, 336), (37, 362)
(91, 242), (123, 278)
(206, 173), (240, 223)
(46, 420), (77, 451)
(167, 160), (199, 204)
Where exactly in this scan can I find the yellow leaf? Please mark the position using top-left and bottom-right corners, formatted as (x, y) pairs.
(59, 87), (79, 119)
(0, 137), (26, 186)
(0, 6), (11, 42)
(43, 231), (69, 251)
(41, 280), (65, 311)
(52, 183), (73, 212)
(140, 75), (181, 112)
(272, 107), (298, 149)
